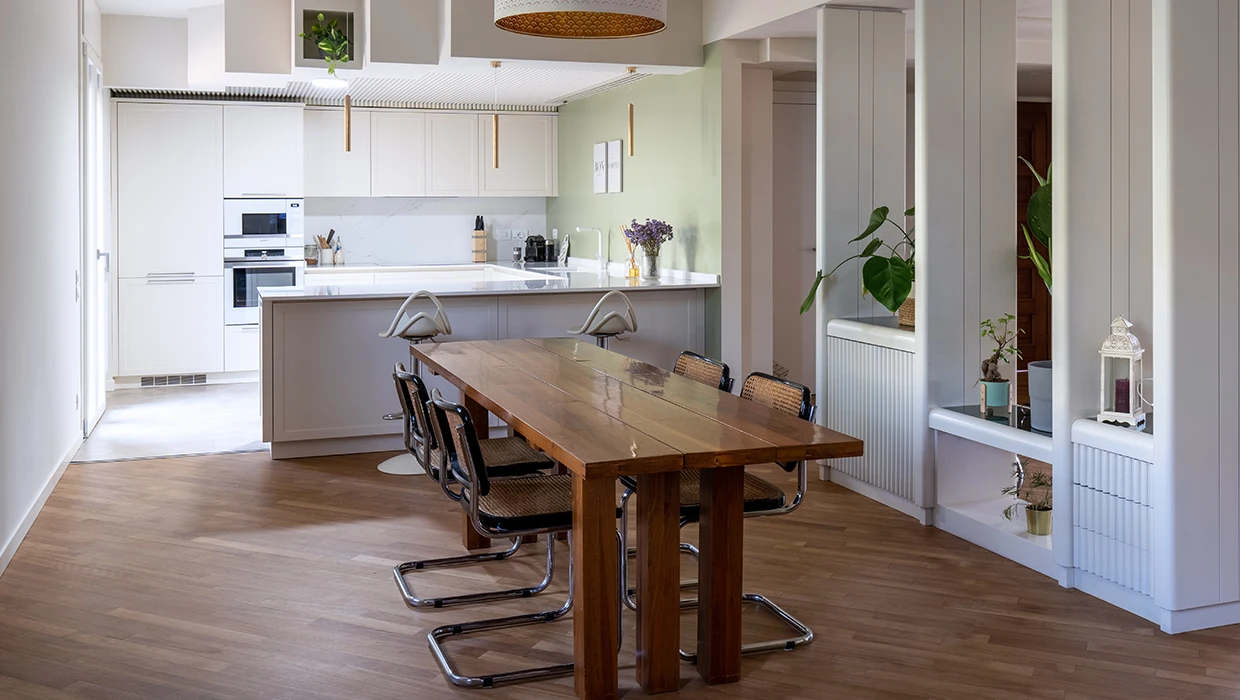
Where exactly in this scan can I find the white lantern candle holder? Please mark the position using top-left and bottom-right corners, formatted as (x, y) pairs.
(1098, 316), (1146, 428)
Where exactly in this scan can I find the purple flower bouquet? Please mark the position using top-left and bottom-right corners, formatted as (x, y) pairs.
(622, 218), (675, 258)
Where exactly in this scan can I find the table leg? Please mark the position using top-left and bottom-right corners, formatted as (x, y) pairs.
(572, 473), (619, 700)
(461, 394), (491, 551)
(636, 471), (681, 694)
(697, 466), (744, 685)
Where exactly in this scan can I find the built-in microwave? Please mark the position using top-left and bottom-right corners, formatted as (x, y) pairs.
(224, 245), (304, 326)
(224, 198), (304, 247)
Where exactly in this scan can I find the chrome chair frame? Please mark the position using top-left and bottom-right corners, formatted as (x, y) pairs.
(618, 372), (817, 662)
(424, 396), (582, 689)
(390, 367), (555, 610)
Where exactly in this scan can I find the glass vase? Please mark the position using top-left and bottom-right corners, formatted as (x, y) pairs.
(643, 250), (660, 280)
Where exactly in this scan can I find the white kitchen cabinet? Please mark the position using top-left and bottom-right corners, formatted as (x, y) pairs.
(116, 102), (224, 278)
(371, 111), (427, 197)
(304, 107), (373, 197)
(479, 114), (558, 197)
(118, 277), (224, 376)
(425, 112), (480, 196)
(223, 105), (304, 197)
(225, 324), (262, 372)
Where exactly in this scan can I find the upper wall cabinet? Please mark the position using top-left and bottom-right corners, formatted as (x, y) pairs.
(116, 102), (223, 278)
(425, 112), (480, 197)
(304, 107), (373, 197)
(223, 105), (304, 197)
(371, 111), (426, 197)
(479, 114), (558, 197)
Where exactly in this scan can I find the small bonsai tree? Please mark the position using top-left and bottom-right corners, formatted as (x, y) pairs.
(979, 313), (1021, 383)
(300, 13), (351, 77)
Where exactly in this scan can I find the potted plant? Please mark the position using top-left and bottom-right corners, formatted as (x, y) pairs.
(622, 218), (674, 280)
(979, 314), (1021, 408)
(1021, 158), (1054, 433)
(300, 13), (351, 79)
(800, 206), (916, 326)
(1001, 462), (1052, 536)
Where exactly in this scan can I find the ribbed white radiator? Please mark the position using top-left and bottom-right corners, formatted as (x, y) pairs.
(1072, 442), (1153, 596)
(824, 334), (916, 502)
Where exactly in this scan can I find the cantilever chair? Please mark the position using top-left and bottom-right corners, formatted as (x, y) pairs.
(568, 290), (638, 349)
(673, 350), (735, 393)
(390, 365), (557, 610)
(424, 395), (593, 689)
(619, 371), (816, 663)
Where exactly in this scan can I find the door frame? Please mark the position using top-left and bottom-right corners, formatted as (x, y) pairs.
(80, 38), (108, 437)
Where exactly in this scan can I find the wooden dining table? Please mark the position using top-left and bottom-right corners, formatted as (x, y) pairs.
(412, 338), (864, 700)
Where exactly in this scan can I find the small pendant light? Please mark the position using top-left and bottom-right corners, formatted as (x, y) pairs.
(494, 0), (667, 39)
(491, 61), (501, 169)
(626, 66), (636, 156)
(343, 93), (352, 153)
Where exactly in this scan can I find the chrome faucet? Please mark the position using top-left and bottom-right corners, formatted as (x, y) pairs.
(577, 226), (606, 275)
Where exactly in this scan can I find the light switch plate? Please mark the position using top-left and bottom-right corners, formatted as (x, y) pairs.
(496, 229), (512, 240)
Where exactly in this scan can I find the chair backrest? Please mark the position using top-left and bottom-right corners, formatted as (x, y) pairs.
(393, 363), (443, 478)
(379, 290), (452, 340)
(429, 394), (491, 498)
(740, 372), (815, 472)
(673, 351), (734, 393)
(569, 290), (638, 337)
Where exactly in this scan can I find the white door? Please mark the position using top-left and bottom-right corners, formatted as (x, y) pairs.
(118, 277), (225, 376)
(371, 111), (426, 197)
(223, 105), (305, 197)
(479, 114), (557, 197)
(81, 47), (108, 436)
(425, 112), (479, 197)
(772, 103), (818, 390)
(304, 108), (372, 197)
(116, 102), (223, 278)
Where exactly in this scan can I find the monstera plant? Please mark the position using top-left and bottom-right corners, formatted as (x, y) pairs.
(800, 206), (915, 315)
(1020, 157), (1052, 293)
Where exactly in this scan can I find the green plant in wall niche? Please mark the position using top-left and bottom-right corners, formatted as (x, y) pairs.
(300, 13), (351, 77)
(1020, 157), (1052, 294)
(800, 206), (915, 315)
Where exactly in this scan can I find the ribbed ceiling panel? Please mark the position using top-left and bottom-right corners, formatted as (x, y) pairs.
(113, 68), (650, 110)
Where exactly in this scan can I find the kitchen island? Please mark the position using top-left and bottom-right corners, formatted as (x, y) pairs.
(260, 262), (719, 458)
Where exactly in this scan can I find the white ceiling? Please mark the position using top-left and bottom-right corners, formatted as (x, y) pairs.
(732, 0), (1053, 42)
(97, 0), (220, 18)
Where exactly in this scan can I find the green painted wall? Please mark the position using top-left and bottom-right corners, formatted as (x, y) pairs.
(548, 49), (723, 354)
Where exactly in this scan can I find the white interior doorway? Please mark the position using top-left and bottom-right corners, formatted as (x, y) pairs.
(772, 85), (817, 391)
(81, 42), (108, 437)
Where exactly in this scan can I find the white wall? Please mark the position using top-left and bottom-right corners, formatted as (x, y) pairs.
(741, 67), (774, 380)
(0, 0), (84, 574)
(304, 197), (546, 265)
(102, 15), (188, 89)
(188, 5), (225, 89)
(85, 0), (102, 56)
(224, 0), (292, 75)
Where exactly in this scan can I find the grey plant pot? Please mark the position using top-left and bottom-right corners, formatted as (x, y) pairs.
(1027, 360), (1053, 433)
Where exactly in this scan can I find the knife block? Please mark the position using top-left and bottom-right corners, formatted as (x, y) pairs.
(472, 228), (487, 263)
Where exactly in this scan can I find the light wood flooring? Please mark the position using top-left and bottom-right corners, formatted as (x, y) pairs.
(3, 451), (1240, 699)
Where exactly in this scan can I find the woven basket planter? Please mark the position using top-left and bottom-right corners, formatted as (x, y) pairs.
(897, 297), (915, 328)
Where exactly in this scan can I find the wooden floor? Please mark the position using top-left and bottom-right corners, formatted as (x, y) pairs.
(2, 453), (1240, 700)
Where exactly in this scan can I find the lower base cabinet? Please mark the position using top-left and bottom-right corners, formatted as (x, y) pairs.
(118, 276), (225, 377)
(225, 324), (262, 372)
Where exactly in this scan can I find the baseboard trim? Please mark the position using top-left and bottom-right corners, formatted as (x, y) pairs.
(0, 437), (82, 578)
(270, 434), (405, 460)
(1071, 570), (1160, 626)
(823, 466), (933, 525)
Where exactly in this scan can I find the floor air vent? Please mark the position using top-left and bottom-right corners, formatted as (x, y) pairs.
(140, 374), (208, 387)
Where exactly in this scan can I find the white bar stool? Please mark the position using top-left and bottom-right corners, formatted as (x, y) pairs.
(567, 290), (638, 349)
(378, 291), (452, 475)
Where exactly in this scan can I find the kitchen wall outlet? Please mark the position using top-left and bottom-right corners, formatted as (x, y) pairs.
(496, 229), (512, 240)
(515, 230), (530, 241)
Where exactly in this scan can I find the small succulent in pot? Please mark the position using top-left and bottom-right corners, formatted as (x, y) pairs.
(979, 313), (1022, 383)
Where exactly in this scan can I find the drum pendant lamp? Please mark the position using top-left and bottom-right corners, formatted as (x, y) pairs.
(494, 0), (667, 39)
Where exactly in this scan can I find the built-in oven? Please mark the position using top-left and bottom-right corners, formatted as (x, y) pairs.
(224, 246), (304, 326)
(224, 198), (305, 247)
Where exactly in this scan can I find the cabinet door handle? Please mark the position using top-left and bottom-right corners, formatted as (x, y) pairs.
(147, 272), (195, 277)
(241, 193), (287, 197)
(97, 250), (110, 273)
(239, 325), (261, 332)
(146, 278), (195, 285)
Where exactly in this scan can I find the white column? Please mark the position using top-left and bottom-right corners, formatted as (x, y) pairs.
(913, 0), (1017, 506)
(1151, 0), (1240, 617)
(814, 6), (905, 407)
(1052, 0), (1154, 579)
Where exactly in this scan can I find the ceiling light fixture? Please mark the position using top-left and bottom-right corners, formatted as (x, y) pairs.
(494, 0), (667, 39)
(312, 76), (350, 90)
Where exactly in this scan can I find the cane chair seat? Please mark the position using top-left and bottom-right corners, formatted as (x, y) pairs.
(620, 468), (785, 520)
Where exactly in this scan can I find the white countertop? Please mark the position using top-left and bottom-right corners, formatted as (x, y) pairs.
(826, 316), (915, 352)
(262, 261), (719, 302)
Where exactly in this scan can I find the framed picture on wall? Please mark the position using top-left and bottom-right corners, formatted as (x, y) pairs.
(607, 140), (623, 193)
(593, 143), (607, 194)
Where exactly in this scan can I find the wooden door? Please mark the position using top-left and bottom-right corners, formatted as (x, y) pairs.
(1016, 102), (1051, 403)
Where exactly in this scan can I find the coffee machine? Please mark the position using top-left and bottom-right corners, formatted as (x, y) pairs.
(523, 235), (553, 263)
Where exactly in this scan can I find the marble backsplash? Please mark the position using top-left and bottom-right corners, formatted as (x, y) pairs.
(304, 197), (548, 265)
